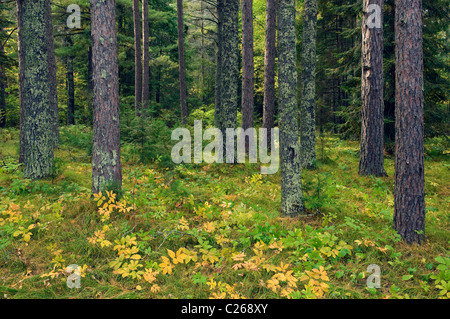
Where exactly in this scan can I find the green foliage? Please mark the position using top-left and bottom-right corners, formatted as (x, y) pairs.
(120, 109), (173, 167)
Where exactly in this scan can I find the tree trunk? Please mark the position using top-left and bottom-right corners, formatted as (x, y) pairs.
(359, 0), (387, 176)
(133, 0), (143, 116)
(214, 0), (224, 128)
(90, 0), (122, 194)
(17, 0), (54, 179)
(278, 0), (304, 216)
(220, 0), (239, 161)
(142, 0), (150, 112)
(241, 0), (254, 138)
(177, 0), (188, 124)
(46, 0), (59, 146)
(300, 0), (317, 168)
(0, 26), (5, 128)
(65, 36), (75, 125)
(262, 0), (276, 150)
(393, 0), (425, 244)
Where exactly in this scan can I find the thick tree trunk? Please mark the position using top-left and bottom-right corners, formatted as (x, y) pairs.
(220, 0), (239, 161)
(90, 0), (122, 194)
(262, 0), (276, 150)
(214, 0), (224, 128)
(177, 0), (188, 124)
(393, 0), (425, 244)
(142, 0), (150, 112)
(46, 0), (59, 146)
(359, 0), (386, 176)
(133, 0), (143, 116)
(278, 0), (304, 216)
(300, 0), (317, 168)
(241, 0), (254, 137)
(65, 36), (75, 125)
(17, 0), (54, 179)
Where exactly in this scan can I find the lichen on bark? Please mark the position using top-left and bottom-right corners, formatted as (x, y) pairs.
(18, 0), (54, 179)
(278, 0), (304, 216)
(300, 0), (318, 169)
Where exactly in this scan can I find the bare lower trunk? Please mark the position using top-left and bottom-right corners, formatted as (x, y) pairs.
(17, 0), (54, 179)
(393, 0), (425, 244)
(214, 0), (224, 128)
(65, 36), (75, 125)
(177, 0), (188, 124)
(241, 0), (254, 151)
(220, 0), (239, 162)
(300, 0), (317, 168)
(359, 0), (386, 176)
(0, 27), (5, 128)
(142, 0), (150, 112)
(133, 0), (143, 115)
(262, 0), (276, 150)
(46, 0), (59, 146)
(90, 0), (122, 194)
(278, 0), (304, 216)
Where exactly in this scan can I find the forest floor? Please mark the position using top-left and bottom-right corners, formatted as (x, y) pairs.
(0, 126), (449, 299)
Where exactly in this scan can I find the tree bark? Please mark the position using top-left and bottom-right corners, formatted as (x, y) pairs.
(46, 0), (59, 146)
(17, 0), (54, 179)
(90, 0), (122, 194)
(0, 26), (5, 128)
(278, 0), (304, 216)
(142, 0), (150, 112)
(214, 0), (224, 128)
(262, 0), (276, 151)
(359, 0), (387, 176)
(133, 0), (143, 116)
(241, 0), (254, 137)
(177, 0), (188, 124)
(220, 0), (239, 161)
(300, 0), (317, 168)
(393, 0), (425, 244)
(66, 36), (75, 125)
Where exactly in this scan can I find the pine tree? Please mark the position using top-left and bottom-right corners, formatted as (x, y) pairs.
(133, 0), (143, 116)
(300, 0), (318, 168)
(393, 0), (425, 244)
(90, 0), (122, 194)
(262, 0), (276, 150)
(278, 0), (304, 216)
(177, 0), (188, 124)
(219, 0), (239, 161)
(17, 0), (55, 179)
(241, 0), (255, 142)
(359, 0), (387, 176)
(142, 0), (150, 112)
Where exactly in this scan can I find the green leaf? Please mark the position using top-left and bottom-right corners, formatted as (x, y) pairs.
(402, 275), (413, 281)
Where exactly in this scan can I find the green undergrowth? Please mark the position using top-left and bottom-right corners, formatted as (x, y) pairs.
(0, 126), (448, 299)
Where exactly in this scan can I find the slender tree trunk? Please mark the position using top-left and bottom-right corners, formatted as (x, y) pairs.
(66, 36), (75, 125)
(300, 0), (317, 168)
(90, 0), (122, 194)
(241, 0), (254, 153)
(0, 27), (5, 128)
(214, 0), (224, 128)
(133, 0), (143, 116)
(278, 0), (304, 216)
(177, 0), (188, 124)
(142, 0), (150, 112)
(359, 0), (386, 176)
(17, 0), (54, 179)
(46, 0), (59, 146)
(220, 0), (239, 161)
(241, 0), (254, 134)
(393, 0), (425, 244)
(262, 0), (276, 150)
